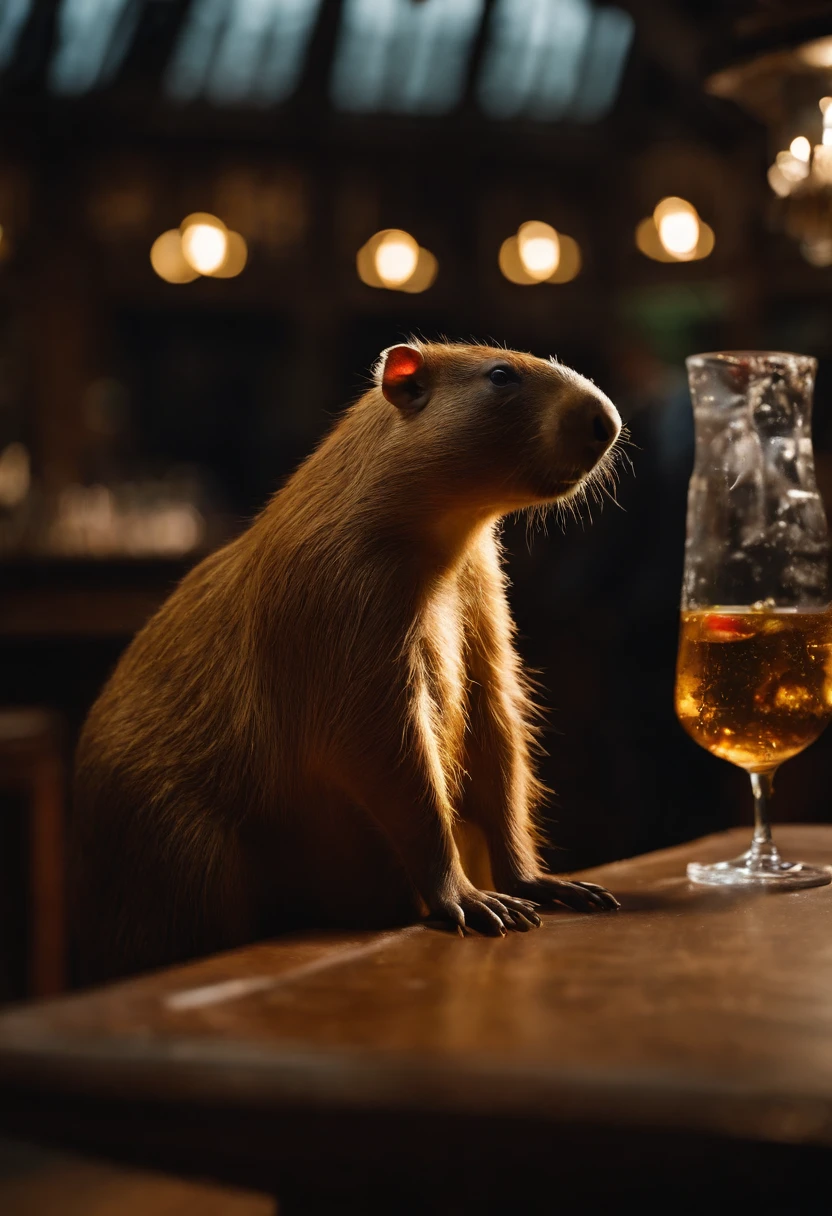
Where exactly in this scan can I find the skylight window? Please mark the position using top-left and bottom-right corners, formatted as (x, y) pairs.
(166, 0), (322, 106)
(478, 0), (633, 122)
(570, 6), (635, 121)
(0, 0), (32, 74)
(49, 0), (139, 95)
(42, 0), (633, 119)
(331, 0), (484, 116)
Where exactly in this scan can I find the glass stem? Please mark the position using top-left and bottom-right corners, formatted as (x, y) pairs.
(749, 769), (781, 869)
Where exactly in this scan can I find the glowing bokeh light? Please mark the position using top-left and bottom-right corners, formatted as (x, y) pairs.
(210, 231), (248, 278)
(776, 149), (810, 181)
(517, 220), (560, 280)
(790, 136), (811, 163)
(813, 144), (832, 185)
(374, 229), (419, 287)
(499, 235), (538, 284)
(767, 164), (792, 198)
(636, 213), (714, 263)
(694, 222), (715, 259)
(357, 230), (436, 292)
(500, 226), (579, 284)
(180, 213), (228, 275)
(150, 230), (200, 284)
(635, 216), (676, 263)
(800, 37), (832, 68)
(546, 233), (581, 282)
(399, 247), (439, 293)
(823, 103), (832, 148)
(654, 197), (699, 258)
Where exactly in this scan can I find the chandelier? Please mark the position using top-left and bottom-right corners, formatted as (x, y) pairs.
(708, 29), (832, 265)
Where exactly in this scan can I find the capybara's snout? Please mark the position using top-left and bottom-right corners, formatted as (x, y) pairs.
(586, 395), (622, 467)
(554, 384), (621, 478)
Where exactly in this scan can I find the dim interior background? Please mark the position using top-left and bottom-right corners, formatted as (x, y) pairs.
(2, 0), (832, 998)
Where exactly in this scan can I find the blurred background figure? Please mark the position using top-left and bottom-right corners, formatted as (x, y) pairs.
(3, 0), (832, 998)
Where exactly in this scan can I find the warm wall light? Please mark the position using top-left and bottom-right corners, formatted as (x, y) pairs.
(636, 217), (676, 262)
(357, 229), (436, 292)
(399, 247), (438, 293)
(517, 220), (560, 279)
(548, 233), (581, 282)
(210, 231), (248, 278)
(693, 223), (714, 259)
(500, 226), (580, 285)
(374, 229), (419, 287)
(636, 204), (713, 263)
(152, 217), (247, 283)
(180, 213), (228, 275)
(150, 229), (199, 283)
(654, 197), (699, 258)
(499, 236), (538, 284)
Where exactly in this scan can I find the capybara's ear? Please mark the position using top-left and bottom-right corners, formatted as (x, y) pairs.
(379, 345), (430, 412)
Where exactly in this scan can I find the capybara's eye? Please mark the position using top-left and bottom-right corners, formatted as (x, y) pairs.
(489, 365), (518, 387)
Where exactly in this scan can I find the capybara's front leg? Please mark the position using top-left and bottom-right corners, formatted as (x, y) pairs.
(458, 557), (619, 916)
(463, 681), (620, 914)
(341, 716), (539, 936)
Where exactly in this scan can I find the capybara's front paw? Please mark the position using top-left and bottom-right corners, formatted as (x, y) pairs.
(513, 875), (620, 913)
(427, 888), (542, 936)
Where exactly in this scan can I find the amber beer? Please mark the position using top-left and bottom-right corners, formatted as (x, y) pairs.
(675, 609), (832, 771)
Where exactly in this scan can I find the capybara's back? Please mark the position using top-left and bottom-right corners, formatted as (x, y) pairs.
(74, 542), (268, 979)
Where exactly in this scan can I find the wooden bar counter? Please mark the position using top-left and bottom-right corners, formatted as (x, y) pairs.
(2, 826), (832, 1210)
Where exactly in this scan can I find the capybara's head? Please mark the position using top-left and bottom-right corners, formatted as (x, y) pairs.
(374, 341), (622, 516)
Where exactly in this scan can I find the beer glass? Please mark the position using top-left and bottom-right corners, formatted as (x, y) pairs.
(676, 351), (832, 887)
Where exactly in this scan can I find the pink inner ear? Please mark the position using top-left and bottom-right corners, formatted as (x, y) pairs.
(383, 345), (423, 384)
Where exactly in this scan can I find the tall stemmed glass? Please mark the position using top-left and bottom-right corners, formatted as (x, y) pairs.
(676, 351), (832, 888)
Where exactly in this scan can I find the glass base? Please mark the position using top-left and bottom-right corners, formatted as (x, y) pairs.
(688, 847), (832, 890)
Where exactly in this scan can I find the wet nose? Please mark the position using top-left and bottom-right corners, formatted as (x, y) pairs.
(588, 401), (621, 456)
(593, 413), (611, 444)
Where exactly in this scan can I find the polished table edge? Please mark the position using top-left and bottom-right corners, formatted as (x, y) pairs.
(2, 826), (832, 1154)
(3, 1023), (832, 1151)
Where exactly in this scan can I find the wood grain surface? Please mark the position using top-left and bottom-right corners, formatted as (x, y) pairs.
(2, 825), (832, 1205)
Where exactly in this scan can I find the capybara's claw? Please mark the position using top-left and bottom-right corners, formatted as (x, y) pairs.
(427, 888), (544, 936)
(573, 880), (621, 911)
(484, 892), (541, 929)
(512, 875), (620, 913)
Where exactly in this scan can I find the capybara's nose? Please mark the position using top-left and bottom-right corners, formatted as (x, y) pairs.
(592, 412), (612, 444)
(587, 400), (621, 458)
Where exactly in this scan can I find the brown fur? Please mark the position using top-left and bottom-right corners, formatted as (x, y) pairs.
(72, 341), (622, 983)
